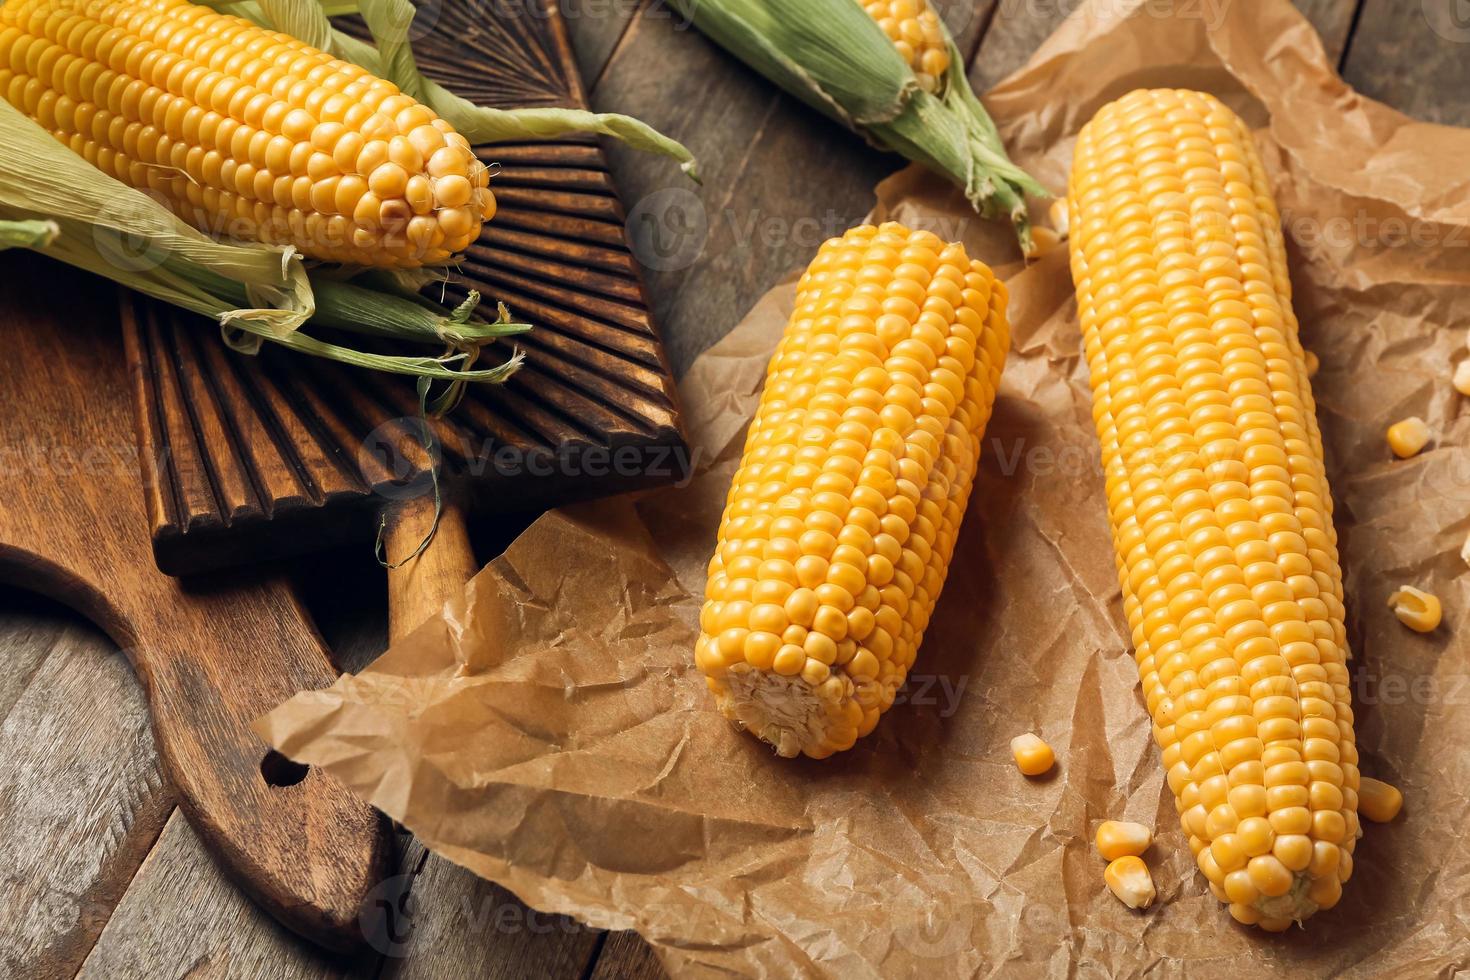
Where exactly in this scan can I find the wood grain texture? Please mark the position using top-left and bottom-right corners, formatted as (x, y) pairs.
(75, 813), (377, 980)
(586, 931), (665, 980)
(0, 253), (391, 952)
(0, 604), (172, 980)
(1343, 0), (1470, 124)
(375, 840), (602, 980)
(132, 0), (688, 577)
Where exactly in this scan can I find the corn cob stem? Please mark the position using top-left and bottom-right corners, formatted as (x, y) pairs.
(695, 222), (1009, 758)
(1068, 89), (1358, 929)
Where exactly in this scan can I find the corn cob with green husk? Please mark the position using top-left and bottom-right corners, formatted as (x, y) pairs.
(667, 0), (1046, 250)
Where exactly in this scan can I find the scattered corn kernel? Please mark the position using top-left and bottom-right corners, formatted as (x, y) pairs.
(1024, 226), (1061, 260)
(1011, 733), (1055, 776)
(1388, 585), (1442, 632)
(1095, 821), (1152, 860)
(1358, 777), (1404, 823)
(1048, 198), (1070, 238)
(1455, 360), (1470, 396)
(1103, 856), (1155, 910)
(1387, 416), (1431, 458)
(1304, 350), (1320, 378)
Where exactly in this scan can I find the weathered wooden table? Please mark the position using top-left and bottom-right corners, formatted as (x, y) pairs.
(1, 2), (1461, 977)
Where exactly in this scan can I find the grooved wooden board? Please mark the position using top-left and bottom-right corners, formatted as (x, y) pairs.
(129, 0), (687, 576)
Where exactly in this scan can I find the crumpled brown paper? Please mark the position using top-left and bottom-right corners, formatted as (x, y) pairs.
(259, 0), (1470, 974)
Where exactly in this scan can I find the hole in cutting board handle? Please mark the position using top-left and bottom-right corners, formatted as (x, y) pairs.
(260, 750), (309, 787)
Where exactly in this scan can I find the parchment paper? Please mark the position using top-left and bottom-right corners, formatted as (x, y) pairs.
(258, 0), (1470, 974)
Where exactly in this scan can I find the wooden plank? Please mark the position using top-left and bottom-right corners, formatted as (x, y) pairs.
(0, 609), (172, 980)
(971, 0), (1360, 91)
(563, 0), (647, 85)
(375, 841), (602, 980)
(587, 931), (666, 980)
(1343, 0), (1470, 124)
(76, 813), (376, 979)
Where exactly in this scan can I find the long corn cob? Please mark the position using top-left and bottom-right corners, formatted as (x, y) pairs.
(694, 222), (1009, 758)
(0, 0), (494, 267)
(1068, 89), (1358, 928)
(860, 0), (949, 92)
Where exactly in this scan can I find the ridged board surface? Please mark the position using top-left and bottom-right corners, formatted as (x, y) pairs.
(124, 0), (687, 575)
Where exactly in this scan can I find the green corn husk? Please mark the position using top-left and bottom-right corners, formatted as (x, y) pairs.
(665, 0), (1045, 248)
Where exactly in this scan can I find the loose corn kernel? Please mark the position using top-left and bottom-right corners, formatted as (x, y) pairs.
(1388, 585), (1441, 632)
(861, 0), (951, 92)
(1048, 198), (1069, 238)
(1024, 225), (1061, 260)
(694, 222), (1009, 758)
(1386, 417), (1431, 458)
(0, 0), (494, 266)
(1011, 732), (1055, 776)
(1068, 89), (1358, 929)
(1095, 820), (1152, 860)
(1454, 360), (1470, 396)
(1103, 856), (1155, 910)
(1304, 350), (1320, 378)
(1358, 777), (1403, 823)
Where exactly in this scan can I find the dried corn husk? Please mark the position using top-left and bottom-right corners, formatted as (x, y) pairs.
(665, 0), (1045, 247)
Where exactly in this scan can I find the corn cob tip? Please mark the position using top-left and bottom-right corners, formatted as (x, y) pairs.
(694, 221), (1009, 758)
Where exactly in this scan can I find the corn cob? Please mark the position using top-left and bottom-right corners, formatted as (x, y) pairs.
(0, 0), (495, 267)
(1068, 89), (1358, 929)
(859, 0), (949, 92)
(694, 222), (1009, 758)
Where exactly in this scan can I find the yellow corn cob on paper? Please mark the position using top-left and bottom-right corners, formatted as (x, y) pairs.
(694, 221), (1009, 759)
(0, 0), (495, 267)
(1068, 88), (1359, 929)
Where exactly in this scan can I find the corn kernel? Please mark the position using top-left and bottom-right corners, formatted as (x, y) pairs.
(1358, 776), (1403, 823)
(1304, 350), (1320, 378)
(1048, 198), (1069, 238)
(1024, 225), (1061, 260)
(1386, 416), (1431, 458)
(1011, 732), (1055, 776)
(1453, 359), (1470, 396)
(860, 0), (950, 92)
(1103, 856), (1155, 910)
(1388, 585), (1441, 632)
(1095, 820), (1152, 860)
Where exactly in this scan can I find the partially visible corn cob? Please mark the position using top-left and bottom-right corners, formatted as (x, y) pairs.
(0, 0), (495, 266)
(1068, 89), (1359, 929)
(860, 0), (950, 92)
(694, 222), (1009, 758)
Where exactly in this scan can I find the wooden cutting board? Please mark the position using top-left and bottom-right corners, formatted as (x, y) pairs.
(130, 1), (689, 577)
(0, 251), (390, 951)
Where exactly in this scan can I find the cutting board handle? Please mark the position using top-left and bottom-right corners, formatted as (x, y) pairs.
(382, 495), (478, 643)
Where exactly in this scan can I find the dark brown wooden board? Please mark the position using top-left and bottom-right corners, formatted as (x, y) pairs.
(130, 0), (688, 576)
(0, 251), (392, 952)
